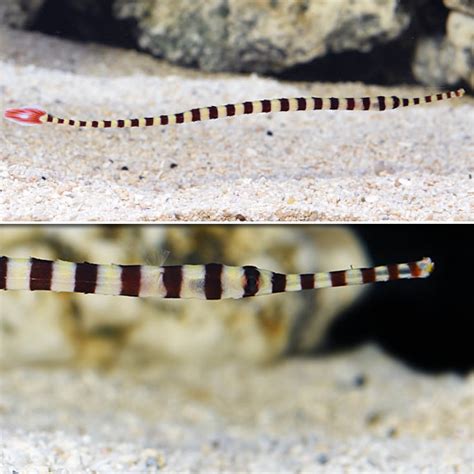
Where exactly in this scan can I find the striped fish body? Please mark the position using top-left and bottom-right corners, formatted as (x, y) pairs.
(0, 257), (433, 300)
(0, 227), (433, 366)
(3, 89), (465, 128)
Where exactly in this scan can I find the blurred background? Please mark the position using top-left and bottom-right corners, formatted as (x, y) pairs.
(1, 224), (472, 373)
(1, 0), (472, 92)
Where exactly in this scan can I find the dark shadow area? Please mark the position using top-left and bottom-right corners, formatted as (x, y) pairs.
(324, 225), (473, 375)
(407, 0), (450, 35)
(32, 0), (137, 49)
(275, 38), (418, 86)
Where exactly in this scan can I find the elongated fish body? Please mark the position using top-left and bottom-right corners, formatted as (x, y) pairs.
(3, 89), (464, 128)
(0, 256), (433, 299)
(0, 227), (434, 365)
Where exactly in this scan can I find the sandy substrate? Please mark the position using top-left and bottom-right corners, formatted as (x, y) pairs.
(1, 346), (472, 472)
(0, 27), (472, 222)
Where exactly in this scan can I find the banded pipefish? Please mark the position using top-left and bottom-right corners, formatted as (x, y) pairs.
(0, 257), (433, 300)
(3, 90), (464, 129)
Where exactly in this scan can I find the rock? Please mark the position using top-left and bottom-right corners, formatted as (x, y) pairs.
(413, 10), (473, 89)
(446, 11), (474, 87)
(113, 0), (411, 73)
(444, 0), (474, 16)
(0, 0), (45, 28)
(412, 36), (462, 87)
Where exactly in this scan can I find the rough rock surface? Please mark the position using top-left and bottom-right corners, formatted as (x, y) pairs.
(1, 347), (473, 471)
(0, 226), (368, 367)
(114, 0), (410, 73)
(446, 11), (474, 87)
(415, 2), (474, 88)
(412, 36), (463, 87)
(0, 0), (45, 28)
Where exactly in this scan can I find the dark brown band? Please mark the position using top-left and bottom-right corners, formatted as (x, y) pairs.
(30, 258), (53, 291)
(163, 265), (183, 298)
(243, 266), (260, 297)
(0, 256), (8, 290)
(74, 262), (98, 294)
(120, 265), (142, 297)
(204, 263), (223, 300)
(271, 272), (287, 293)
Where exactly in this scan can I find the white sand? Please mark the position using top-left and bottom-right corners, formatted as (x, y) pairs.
(0, 27), (472, 222)
(1, 346), (472, 472)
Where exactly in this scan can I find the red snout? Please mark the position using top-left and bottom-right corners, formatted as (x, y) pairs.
(4, 107), (46, 125)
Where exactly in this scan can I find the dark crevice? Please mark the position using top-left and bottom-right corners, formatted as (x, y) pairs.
(401, 0), (450, 36)
(31, 0), (137, 49)
(275, 36), (418, 85)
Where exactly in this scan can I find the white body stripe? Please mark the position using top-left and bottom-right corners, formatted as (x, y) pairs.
(345, 269), (365, 285)
(200, 108), (210, 121)
(139, 266), (162, 297)
(50, 261), (76, 293)
(252, 101), (263, 114)
(286, 274), (302, 292)
(234, 103), (245, 116)
(271, 99), (282, 112)
(180, 265), (206, 299)
(96, 264), (122, 296)
(217, 105), (227, 118)
(221, 266), (245, 299)
(397, 264), (412, 279)
(288, 98), (299, 112)
(6, 258), (31, 290)
(321, 98), (332, 110)
(384, 97), (394, 109)
(375, 266), (390, 281)
(183, 111), (193, 123)
(314, 273), (331, 289)
(355, 99), (365, 111)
